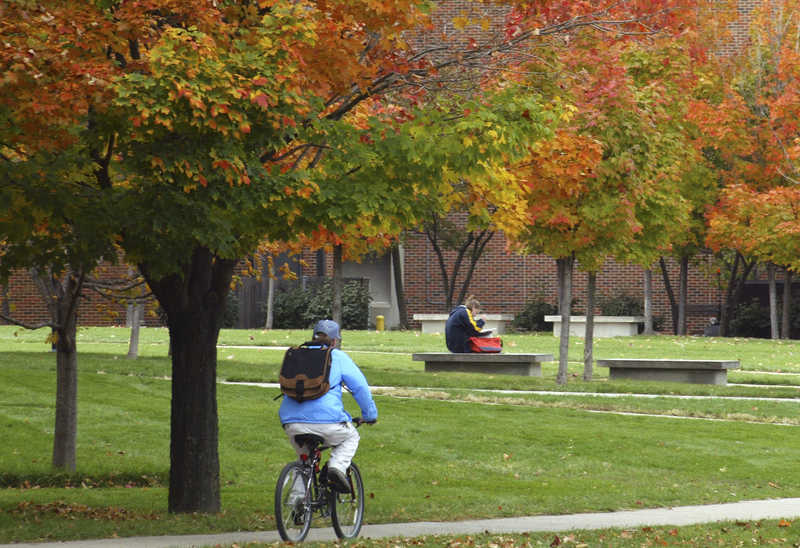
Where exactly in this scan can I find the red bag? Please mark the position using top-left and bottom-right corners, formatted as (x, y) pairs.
(468, 336), (503, 353)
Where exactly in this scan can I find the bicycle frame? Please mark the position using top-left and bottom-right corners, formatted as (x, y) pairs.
(275, 421), (368, 541)
(299, 444), (333, 518)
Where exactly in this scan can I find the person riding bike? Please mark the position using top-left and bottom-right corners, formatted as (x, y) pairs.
(279, 319), (378, 494)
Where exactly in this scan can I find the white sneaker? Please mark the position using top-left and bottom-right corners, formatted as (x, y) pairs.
(327, 466), (350, 493)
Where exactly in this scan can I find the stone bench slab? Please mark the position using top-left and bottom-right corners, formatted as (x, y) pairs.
(412, 352), (553, 377)
(597, 358), (740, 386)
(544, 315), (644, 338)
(413, 314), (515, 334)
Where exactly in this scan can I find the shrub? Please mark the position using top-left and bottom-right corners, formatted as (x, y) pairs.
(730, 298), (771, 338)
(598, 292), (643, 316)
(222, 291), (239, 328)
(269, 279), (372, 330)
(512, 299), (557, 332)
(272, 285), (313, 329)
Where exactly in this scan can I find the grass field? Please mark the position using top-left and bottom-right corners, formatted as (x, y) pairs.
(1, 326), (799, 544)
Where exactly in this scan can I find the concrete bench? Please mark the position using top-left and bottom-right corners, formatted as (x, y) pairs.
(596, 358), (740, 385)
(544, 315), (644, 337)
(412, 352), (553, 377)
(413, 313), (515, 334)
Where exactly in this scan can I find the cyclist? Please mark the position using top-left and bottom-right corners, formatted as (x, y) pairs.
(279, 319), (378, 494)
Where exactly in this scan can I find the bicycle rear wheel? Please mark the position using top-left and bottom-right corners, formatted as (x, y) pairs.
(331, 462), (364, 539)
(275, 462), (312, 542)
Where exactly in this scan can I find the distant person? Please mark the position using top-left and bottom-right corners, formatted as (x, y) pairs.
(445, 295), (488, 353)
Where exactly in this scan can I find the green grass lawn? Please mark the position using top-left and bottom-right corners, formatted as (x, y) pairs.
(1, 326), (800, 544)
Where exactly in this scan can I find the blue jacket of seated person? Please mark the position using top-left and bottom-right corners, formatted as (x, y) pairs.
(445, 304), (485, 353)
(279, 347), (378, 424)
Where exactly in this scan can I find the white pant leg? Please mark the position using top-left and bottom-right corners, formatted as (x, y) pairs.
(284, 422), (360, 473)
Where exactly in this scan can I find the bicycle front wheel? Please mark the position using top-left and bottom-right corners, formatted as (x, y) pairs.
(275, 462), (312, 542)
(331, 462), (364, 539)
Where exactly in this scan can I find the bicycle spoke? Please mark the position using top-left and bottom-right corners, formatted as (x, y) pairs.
(275, 463), (312, 542)
(331, 462), (364, 539)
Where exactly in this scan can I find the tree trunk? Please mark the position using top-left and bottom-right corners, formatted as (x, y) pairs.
(52, 311), (78, 471)
(678, 256), (688, 335)
(265, 255), (275, 330)
(718, 253), (739, 337)
(556, 255), (573, 386)
(141, 247), (235, 514)
(719, 252), (756, 337)
(332, 245), (343, 326)
(643, 268), (654, 334)
(659, 257), (679, 334)
(583, 271), (596, 382)
(769, 263), (779, 340)
(782, 269), (792, 340)
(127, 301), (142, 359)
(391, 243), (408, 329)
(28, 267), (85, 472)
(423, 216), (494, 312)
(454, 230), (494, 307)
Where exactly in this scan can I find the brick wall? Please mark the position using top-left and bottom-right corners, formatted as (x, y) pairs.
(402, 225), (737, 335)
(0, 265), (161, 328)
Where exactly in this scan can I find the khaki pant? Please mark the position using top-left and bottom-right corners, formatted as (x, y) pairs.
(284, 421), (360, 474)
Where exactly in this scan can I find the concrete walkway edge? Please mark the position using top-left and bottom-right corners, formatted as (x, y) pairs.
(4, 498), (800, 548)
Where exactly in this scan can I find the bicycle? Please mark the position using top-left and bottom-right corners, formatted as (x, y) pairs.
(274, 418), (370, 542)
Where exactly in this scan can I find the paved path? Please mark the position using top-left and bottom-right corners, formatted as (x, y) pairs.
(3, 498), (800, 547)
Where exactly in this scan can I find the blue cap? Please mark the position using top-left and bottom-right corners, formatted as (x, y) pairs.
(313, 319), (341, 341)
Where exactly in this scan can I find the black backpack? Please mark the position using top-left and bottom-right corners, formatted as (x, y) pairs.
(278, 341), (333, 402)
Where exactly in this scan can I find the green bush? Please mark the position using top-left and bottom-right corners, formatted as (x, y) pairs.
(269, 279), (372, 330)
(598, 292), (643, 316)
(512, 299), (558, 332)
(596, 292), (665, 332)
(222, 291), (239, 328)
(730, 298), (773, 338)
(272, 285), (313, 329)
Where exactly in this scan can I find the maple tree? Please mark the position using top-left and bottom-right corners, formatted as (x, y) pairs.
(504, 17), (727, 381)
(0, 126), (118, 471)
(0, 0), (742, 512)
(700, 0), (800, 337)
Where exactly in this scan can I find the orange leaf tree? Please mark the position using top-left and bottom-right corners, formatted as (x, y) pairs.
(701, 0), (800, 335)
(504, 4), (726, 382)
(0, 0), (736, 510)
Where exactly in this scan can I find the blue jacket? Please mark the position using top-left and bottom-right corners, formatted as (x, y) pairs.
(445, 305), (485, 353)
(279, 348), (378, 424)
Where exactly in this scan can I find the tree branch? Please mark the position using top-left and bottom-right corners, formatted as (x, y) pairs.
(0, 313), (53, 331)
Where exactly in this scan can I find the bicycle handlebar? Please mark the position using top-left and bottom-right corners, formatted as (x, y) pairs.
(352, 417), (377, 427)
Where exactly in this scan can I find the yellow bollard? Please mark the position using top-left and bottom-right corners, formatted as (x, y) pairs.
(376, 315), (385, 332)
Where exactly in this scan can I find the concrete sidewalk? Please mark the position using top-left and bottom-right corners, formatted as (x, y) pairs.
(3, 498), (800, 548)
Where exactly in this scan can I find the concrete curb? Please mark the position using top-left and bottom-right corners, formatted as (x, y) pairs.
(3, 498), (800, 547)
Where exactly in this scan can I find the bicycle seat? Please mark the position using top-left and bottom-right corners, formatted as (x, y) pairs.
(294, 433), (325, 449)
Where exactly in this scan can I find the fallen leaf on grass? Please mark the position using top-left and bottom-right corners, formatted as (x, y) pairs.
(10, 501), (160, 522)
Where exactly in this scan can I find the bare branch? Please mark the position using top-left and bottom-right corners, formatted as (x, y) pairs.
(0, 313), (53, 330)
(85, 276), (147, 292)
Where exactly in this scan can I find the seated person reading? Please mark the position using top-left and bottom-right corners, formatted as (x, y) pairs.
(445, 295), (488, 353)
